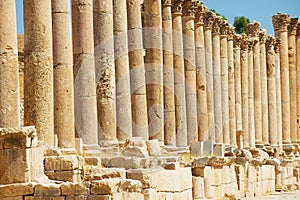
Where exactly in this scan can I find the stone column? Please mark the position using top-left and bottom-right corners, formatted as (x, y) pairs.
(297, 24), (300, 142)
(233, 34), (243, 137)
(0, 0), (19, 128)
(24, 0), (54, 145)
(247, 38), (256, 148)
(172, 0), (187, 147)
(266, 36), (278, 147)
(144, 0), (164, 142)
(212, 16), (223, 144)
(260, 29), (269, 145)
(288, 18), (298, 143)
(272, 13), (291, 146)
(52, 0), (75, 148)
(94, 0), (117, 145)
(113, 0), (133, 140)
(240, 34), (250, 147)
(127, 0), (148, 139)
(228, 28), (237, 146)
(72, 0), (99, 150)
(204, 11), (215, 141)
(182, 0), (198, 145)
(275, 38), (283, 149)
(162, 0), (176, 145)
(220, 22), (230, 145)
(195, 4), (209, 142)
(246, 22), (263, 147)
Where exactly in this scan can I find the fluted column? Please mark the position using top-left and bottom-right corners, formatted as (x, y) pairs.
(162, 0), (176, 145)
(182, 0), (198, 144)
(288, 18), (298, 143)
(24, 0), (53, 145)
(297, 24), (300, 142)
(240, 34), (249, 147)
(195, 4), (209, 142)
(52, 0), (75, 148)
(0, 0), (19, 128)
(260, 30), (269, 145)
(233, 34), (243, 137)
(212, 16), (223, 144)
(266, 36), (278, 147)
(144, 0), (164, 142)
(113, 0), (132, 140)
(72, 0), (99, 150)
(204, 11), (215, 141)
(127, 0), (148, 139)
(172, 0), (187, 147)
(272, 13), (291, 146)
(220, 22), (230, 145)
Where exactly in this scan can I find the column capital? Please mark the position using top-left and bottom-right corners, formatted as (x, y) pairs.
(297, 23), (300, 37)
(272, 13), (290, 32)
(220, 21), (229, 36)
(248, 38), (257, 51)
(246, 21), (261, 37)
(195, 2), (207, 25)
(233, 34), (242, 48)
(182, 0), (197, 18)
(212, 16), (223, 35)
(162, 0), (172, 6)
(266, 36), (276, 51)
(171, 0), (184, 14)
(227, 26), (235, 41)
(259, 29), (267, 44)
(203, 11), (215, 30)
(288, 18), (298, 35)
(274, 38), (281, 53)
(240, 34), (249, 51)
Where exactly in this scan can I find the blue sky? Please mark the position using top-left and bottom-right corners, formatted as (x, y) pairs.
(16, 0), (300, 35)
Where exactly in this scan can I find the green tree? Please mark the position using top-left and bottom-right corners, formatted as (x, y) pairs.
(233, 16), (250, 34)
(210, 9), (228, 21)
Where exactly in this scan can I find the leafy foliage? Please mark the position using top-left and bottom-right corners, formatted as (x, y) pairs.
(233, 16), (250, 34)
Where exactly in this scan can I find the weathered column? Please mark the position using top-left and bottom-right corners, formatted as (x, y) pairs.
(127, 0), (148, 138)
(260, 29), (269, 145)
(247, 38), (256, 148)
(195, 4), (209, 142)
(204, 11), (215, 141)
(0, 0), (19, 127)
(297, 24), (300, 143)
(182, 0), (198, 144)
(288, 18), (298, 143)
(275, 38), (283, 149)
(172, 0), (187, 147)
(233, 34), (243, 135)
(240, 34), (250, 147)
(94, 0), (117, 145)
(144, 0), (164, 142)
(227, 27), (237, 146)
(220, 22), (230, 145)
(266, 36), (278, 147)
(24, 0), (53, 145)
(162, 0), (176, 145)
(52, 0), (75, 148)
(72, 0), (99, 150)
(272, 13), (292, 146)
(246, 22), (263, 147)
(113, 0), (132, 140)
(212, 16), (223, 144)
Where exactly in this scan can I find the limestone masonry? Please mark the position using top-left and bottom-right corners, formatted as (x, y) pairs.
(1, 0), (300, 199)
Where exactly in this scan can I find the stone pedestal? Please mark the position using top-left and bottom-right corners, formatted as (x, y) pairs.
(172, 0), (187, 147)
(24, 0), (53, 145)
(127, 0), (148, 139)
(52, 0), (75, 148)
(72, 0), (99, 150)
(113, 0), (133, 140)
(0, 0), (19, 128)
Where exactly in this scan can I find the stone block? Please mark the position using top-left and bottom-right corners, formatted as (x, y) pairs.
(124, 146), (149, 158)
(91, 178), (121, 195)
(142, 189), (157, 200)
(83, 167), (126, 181)
(192, 176), (205, 199)
(24, 197), (65, 200)
(34, 183), (61, 196)
(66, 195), (111, 200)
(213, 144), (224, 157)
(165, 189), (192, 200)
(0, 182), (34, 198)
(119, 179), (142, 193)
(127, 137), (147, 148)
(190, 142), (203, 156)
(61, 182), (90, 195)
(44, 155), (80, 171)
(162, 162), (179, 170)
(108, 157), (141, 169)
(54, 170), (81, 182)
(122, 192), (144, 200)
(0, 197), (23, 200)
(146, 139), (161, 156)
(84, 157), (101, 166)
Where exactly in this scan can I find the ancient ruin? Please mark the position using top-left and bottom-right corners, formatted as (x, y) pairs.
(1, 0), (300, 199)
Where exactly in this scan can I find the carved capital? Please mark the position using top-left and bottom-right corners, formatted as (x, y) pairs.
(274, 38), (281, 53)
(220, 21), (229, 36)
(227, 26), (235, 41)
(246, 21), (261, 37)
(212, 16), (223, 35)
(195, 3), (208, 25)
(297, 23), (300, 37)
(203, 11), (215, 30)
(182, 0), (197, 18)
(288, 18), (298, 35)
(171, 0), (184, 14)
(240, 34), (249, 51)
(162, 0), (172, 6)
(266, 36), (276, 51)
(233, 34), (242, 47)
(272, 13), (290, 32)
(247, 38), (256, 51)
(259, 29), (267, 44)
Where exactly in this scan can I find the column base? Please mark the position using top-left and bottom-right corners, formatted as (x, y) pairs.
(99, 139), (119, 147)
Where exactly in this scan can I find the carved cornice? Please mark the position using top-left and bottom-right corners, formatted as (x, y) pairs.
(297, 23), (300, 37)
(162, 0), (172, 6)
(266, 36), (276, 51)
(259, 29), (267, 44)
(171, 0), (184, 14)
(246, 21), (261, 37)
(240, 34), (249, 51)
(212, 16), (223, 35)
(272, 13), (290, 32)
(233, 34), (242, 47)
(182, 0), (197, 18)
(195, 3), (208, 25)
(227, 26), (235, 41)
(274, 38), (281, 53)
(203, 11), (215, 30)
(288, 18), (298, 35)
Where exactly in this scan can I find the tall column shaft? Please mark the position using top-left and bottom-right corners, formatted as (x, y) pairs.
(144, 0), (164, 141)
(113, 0), (133, 140)
(127, 0), (148, 138)
(0, 0), (19, 127)
(24, 0), (53, 145)
(52, 0), (75, 148)
(296, 24), (300, 142)
(72, 0), (99, 149)
(162, 0), (176, 145)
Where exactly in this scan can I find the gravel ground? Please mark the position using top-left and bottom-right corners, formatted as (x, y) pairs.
(244, 190), (300, 199)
